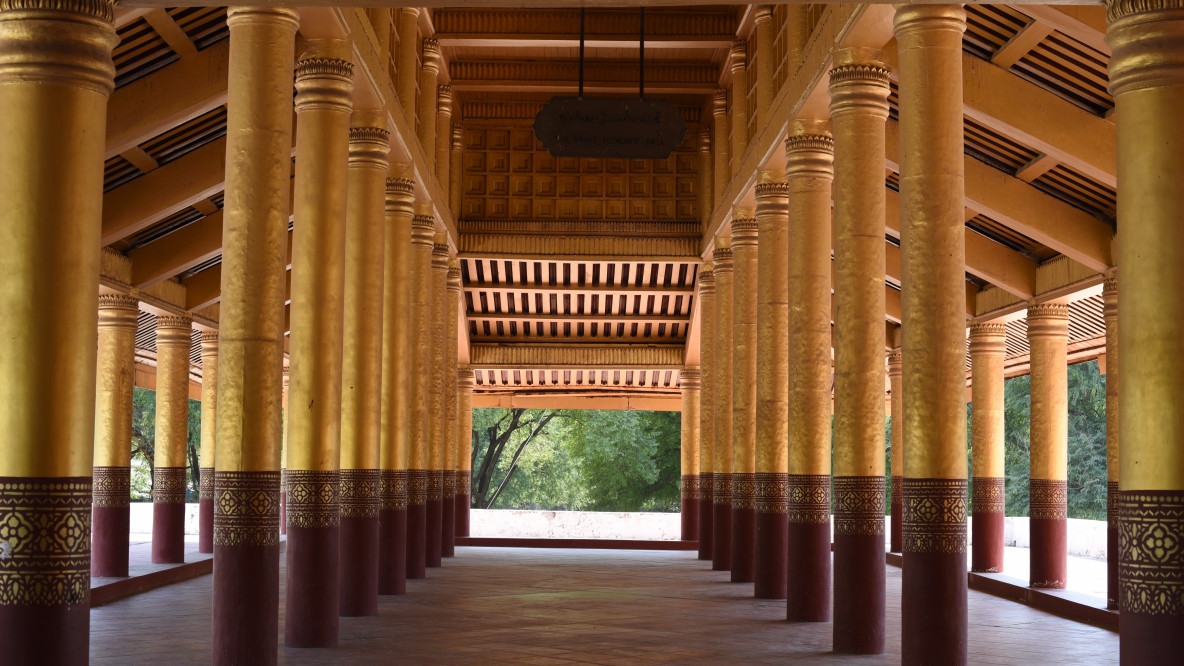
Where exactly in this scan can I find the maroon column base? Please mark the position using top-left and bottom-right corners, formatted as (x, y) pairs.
(731, 506), (755, 583)
(902, 477), (968, 665)
(199, 497), (214, 554)
(0, 601), (89, 665)
(890, 476), (902, 553)
(754, 508), (788, 599)
(280, 485), (286, 535)
(426, 497), (443, 567)
(834, 531), (886, 654)
(152, 501), (185, 564)
(786, 520), (831, 622)
(971, 510), (1004, 573)
(442, 494), (456, 558)
(92, 504), (130, 577)
(1030, 517), (1068, 588)
(406, 501), (426, 579)
(697, 472), (713, 560)
(1118, 489), (1184, 664)
(712, 501), (732, 571)
(284, 523), (339, 647)
(378, 507), (407, 595)
(455, 490), (471, 537)
(1105, 481), (1118, 610)
(680, 496), (699, 542)
(339, 514), (379, 616)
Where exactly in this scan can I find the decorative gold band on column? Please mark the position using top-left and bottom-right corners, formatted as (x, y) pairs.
(902, 478), (967, 554)
(731, 217), (758, 247)
(1108, 480), (1119, 519)
(92, 466), (129, 508)
(283, 470), (338, 529)
(834, 476), (886, 536)
(421, 37), (441, 73)
(152, 467), (186, 504)
(787, 474), (831, 524)
(971, 477), (1005, 514)
(451, 123), (464, 150)
(0, 477), (91, 606)
(700, 471), (713, 502)
(380, 470), (408, 511)
(457, 471), (472, 497)
(784, 130), (835, 175)
(293, 55), (352, 114)
(828, 57), (891, 118)
(732, 473), (755, 510)
(1029, 479), (1068, 520)
(213, 471), (280, 547)
(97, 294), (138, 327)
(1117, 490), (1184, 615)
(442, 470), (455, 500)
(340, 469), (380, 519)
(199, 467), (213, 501)
(408, 470), (427, 506)
(385, 177), (415, 215)
(349, 126), (391, 168)
(891, 476), (902, 506)
(754, 472), (788, 514)
(0, 0), (117, 94)
(968, 323), (1007, 356)
(681, 475), (699, 502)
(713, 472), (732, 506)
(426, 470), (443, 502)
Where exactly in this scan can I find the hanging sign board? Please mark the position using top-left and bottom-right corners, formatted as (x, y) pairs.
(533, 97), (687, 159)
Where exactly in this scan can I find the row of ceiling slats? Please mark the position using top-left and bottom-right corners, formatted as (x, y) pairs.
(134, 311), (204, 368)
(474, 368), (680, 389)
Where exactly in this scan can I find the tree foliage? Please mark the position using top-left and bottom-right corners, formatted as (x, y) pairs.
(129, 387), (203, 502)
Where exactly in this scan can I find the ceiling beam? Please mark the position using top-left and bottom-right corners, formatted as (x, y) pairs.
(116, 1), (1109, 8)
(468, 312), (689, 325)
(469, 343), (684, 369)
(448, 59), (718, 94)
(128, 210), (223, 289)
(1016, 5), (1109, 56)
(467, 284), (695, 297)
(182, 264), (221, 311)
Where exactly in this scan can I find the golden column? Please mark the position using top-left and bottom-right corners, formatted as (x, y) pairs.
(1027, 303), (1069, 589)
(829, 49), (890, 654)
(378, 176), (415, 595)
(1102, 272), (1118, 610)
(680, 368), (702, 542)
(426, 234), (450, 567)
(213, 9), (298, 663)
(1108, 5), (1184, 655)
(407, 212), (436, 579)
(698, 128), (713, 223)
(712, 90), (730, 210)
(93, 295), (138, 577)
(198, 330), (219, 554)
(754, 180), (790, 600)
(152, 316), (193, 565)
(396, 8), (419, 128)
(712, 238), (734, 572)
(895, 6), (968, 663)
(443, 257), (461, 555)
(418, 39), (441, 174)
(283, 44), (352, 646)
(754, 7), (775, 124)
(969, 323), (1007, 574)
(784, 120), (834, 622)
(728, 41), (748, 179)
(436, 86), (453, 186)
(450, 123), (464, 217)
(456, 366), (475, 536)
(339, 121), (389, 616)
(887, 344), (903, 553)
(0, 3), (115, 658)
(697, 263), (716, 561)
(731, 215), (758, 583)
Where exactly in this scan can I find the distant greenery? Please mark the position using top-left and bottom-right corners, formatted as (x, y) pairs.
(130, 387), (203, 502)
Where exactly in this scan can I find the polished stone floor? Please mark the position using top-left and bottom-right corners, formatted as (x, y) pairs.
(90, 547), (1118, 664)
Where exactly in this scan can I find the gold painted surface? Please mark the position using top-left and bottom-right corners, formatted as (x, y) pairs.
(713, 239), (734, 484)
(1027, 303), (1069, 482)
(446, 259), (461, 484)
(341, 124), (389, 473)
(285, 469), (338, 529)
(0, 478), (91, 607)
(698, 129), (713, 232)
(888, 347), (903, 480)
(459, 368), (475, 475)
(380, 177), (415, 473)
(450, 123), (464, 217)
(430, 238), (450, 476)
(754, 7), (775, 124)
(216, 7), (299, 474)
(418, 38), (440, 174)
(728, 41), (748, 179)
(395, 8), (419, 129)
(1108, 1), (1184, 491)
(154, 316), (192, 469)
(436, 85), (453, 186)
(95, 295), (137, 469)
(895, 4), (968, 481)
(0, 1), (116, 478)
(1117, 490), (1184, 615)
(755, 183), (789, 475)
(409, 215), (435, 474)
(212, 470), (280, 547)
(969, 324), (1007, 479)
(287, 43), (352, 474)
(199, 331), (219, 471)
(785, 122), (833, 477)
(732, 217), (758, 477)
(681, 369), (701, 478)
(712, 90), (730, 211)
(830, 51), (890, 479)
(1103, 273), (1118, 484)
(698, 265), (716, 478)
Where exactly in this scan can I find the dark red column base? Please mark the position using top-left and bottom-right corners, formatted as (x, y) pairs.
(92, 504), (130, 577)
(442, 493), (456, 558)
(902, 477), (968, 665)
(455, 488), (471, 537)
(890, 476), (902, 553)
(284, 523), (339, 647)
(731, 506), (755, 583)
(151, 500), (186, 564)
(834, 531), (886, 653)
(378, 507), (407, 595)
(406, 503), (427, 580)
(279, 473), (286, 536)
(787, 520), (831, 622)
(198, 497), (214, 554)
(697, 472), (713, 560)
(712, 501), (732, 571)
(754, 508), (788, 599)
(212, 471), (281, 666)
(0, 599), (90, 666)
(339, 514), (379, 616)
(1030, 517), (1068, 588)
(971, 510), (1004, 573)
(680, 495), (699, 542)
(1106, 481), (1118, 610)
(426, 497), (443, 567)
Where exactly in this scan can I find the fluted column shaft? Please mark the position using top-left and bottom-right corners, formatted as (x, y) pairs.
(456, 367), (475, 536)
(378, 177), (415, 595)
(407, 213), (435, 579)
(198, 331), (219, 554)
(436, 86), (453, 186)
(888, 346), (904, 553)
(442, 258), (461, 555)
(698, 129), (713, 224)
(697, 264), (716, 560)
(754, 181), (790, 600)
(969, 324), (1007, 574)
(712, 240), (734, 572)
(426, 235), (450, 568)
(712, 91), (730, 210)
(395, 8), (419, 129)
(449, 124), (464, 218)
(731, 216), (758, 583)
(754, 7), (775, 124)
(94, 295), (138, 577)
(895, 6), (969, 663)
(284, 44), (352, 646)
(152, 316), (192, 565)
(418, 39), (440, 174)
(681, 369), (702, 541)
(1027, 303), (1070, 589)
(1102, 273), (1118, 610)
(729, 42), (748, 179)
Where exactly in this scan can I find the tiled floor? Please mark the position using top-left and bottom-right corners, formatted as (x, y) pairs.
(91, 535), (212, 592)
(90, 547), (1118, 664)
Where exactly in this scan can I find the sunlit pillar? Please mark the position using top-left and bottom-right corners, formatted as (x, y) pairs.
(442, 257), (461, 556)
(449, 123), (464, 218)
(407, 213), (436, 579)
(698, 129), (713, 223)
(731, 215), (758, 583)
(697, 263), (716, 561)
(712, 237), (734, 572)
(94, 294), (138, 577)
(680, 368), (701, 541)
(728, 41), (748, 179)
(1027, 303), (1069, 589)
(395, 8), (419, 128)
(895, 5), (969, 663)
(198, 331), (218, 554)
(754, 7), (774, 125)
(418, 39), (440, 174)
(456, 366), (475, 537)
(436, 86), (453, 186)
(712, 90), (730, 210)
(1102, 272), (1118, 610)
(426, 234), (450, 567)
(887, 344), (903, 553)
(152, 315), (192, 565)
(969, 323), (1007, 574)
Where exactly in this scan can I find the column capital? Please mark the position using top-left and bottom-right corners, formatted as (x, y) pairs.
(713, 88), (728, 116)
(728, 40), (747, 72)
(785, 120), (834, 179)
(155, 315), (192, 345)
(699, 262), (715, 295)
(731, 217), (758, 247)
(755, 181), (790, 201)
(447, 257), (462, 291)
(294, 42), (353, 114)
(892, 4), (967, 40)
(201, 329), (219, 345)
(422, 37), (442, 73)
(680, 368), (701, 389)
(451, 122), (464, 150)
(431, 234), (450, 268)
(411, 214), (436, 245)
(828, 49), (891, 120)
(348, 125), (390, 168)
(399, 7), (420, 18)
(98, 293), (138, 328)
(753, 6), (774, 24)
(887, 347), (903, 376)
(458, 366), (475, 388)
(712, 237), (733, 273)
(385, 176), (415, 214)
(1026, 302), (1070, 339)
(698, 127), (712, 153)
(437, 84), (453, 115)
(1103, 270), (1118, 320)
(0, 0), (117, 95)
(968, 322), (1008, 356)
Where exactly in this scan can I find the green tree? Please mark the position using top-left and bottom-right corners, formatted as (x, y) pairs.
(556, 410), (681, 512)
(129, 387), (203, 502)
(470, 408), (562, 509)
(1066, 360), (1107, 520)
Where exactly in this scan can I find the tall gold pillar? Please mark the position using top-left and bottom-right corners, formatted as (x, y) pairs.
(697, 263), (716, 561)
(213, 10), (298, 663)
(0, 3), (116, 658)
(378, 176), (415, 595)
(784, 120), (834, 622)
(198, 330), (219, 555)
(418, 39), (441, 174)
(728, 41), (748, 179)
(754, 7), (775, 125)
(436, 86), (453, 186)
(93, 295), (138, 577)
(754, 180), (790, 600)
(1108, 5), (1184, 655)
(449, 123), (464, 218)
(395, 8), (420, 128)
(680, 368), (702, 542)
(969, 323), (1006, 574)
(152, 315), (192, 565)
(1027, 303), (1069, 589)
(698, 128), (713, 224)
(442, 257), (461, 555)
(426, 235), (449, 567)
(895, 6), (968, 663)
(283, 43), (352, 646)
(712, 238), (734, 572)
(712, 90), (730, 210)
(1102, 272), (1118, 610)
(887, 343), (903, 553)
(731, 215), (758, 583)
(407, 212), (436, 579)
(829, 48), (890, 653)
(456, 366), (475, 536)
(367, 10), (391, 76)
(339, 121), (389, 616)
